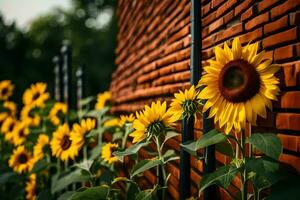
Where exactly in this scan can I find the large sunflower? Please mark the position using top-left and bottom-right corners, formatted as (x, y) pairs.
(50, 123), (80, 161)
(71, 118), (96, 149)
(8, 146), (35, 174)
(23, 82), (49, 107)
(33, 134), (50, 161)
(95, 91), (112, 110)
(130, 101), (176, 143)
(1, 117), (17, 143)
(0, 80), (14, 100)
(12, 121), (30, 146)
(197, 37), (280, 134)
(169, 85), (201, 120)
(21, 105), (41, 127)
(25, 174), (37, 200)
(101, 142), (119, 165)
(0, 101), (17, 123)
(48, 102), (67, 126)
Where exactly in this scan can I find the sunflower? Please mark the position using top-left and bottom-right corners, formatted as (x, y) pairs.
(25, 174), (37, 200)
(21, 105), (41, 127)
(197, 37), (280, 134)
(95, 91), (112, 110)
(1, 117), (17, 143)
(8, 146), (35, 174)
(33, 134), (50, 161)
(169, 85), (201, 120)
(119, 114), (135, 127)
(101, 142), (119, 165)
(48, 102), (67, 126)
(71, 118), (96, 149)
(12, 121), (30, 146)
(130, 101), (176, 143)
(0, 101), (17, 123)
(103, 118), (120, 128)
(23, 82), (49, 107)
(50, 123), (80, 161)
(0, 80), (14, 100)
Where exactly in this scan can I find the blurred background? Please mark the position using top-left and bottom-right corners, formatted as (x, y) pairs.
(0, 0), (117, 104)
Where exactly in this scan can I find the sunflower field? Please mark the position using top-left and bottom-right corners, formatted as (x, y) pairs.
(0, 37), (296, 200)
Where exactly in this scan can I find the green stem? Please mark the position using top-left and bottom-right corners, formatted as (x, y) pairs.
(155, 136), (167, 200)
(241, 130), (247, 200)
(83, 145), (88, 161)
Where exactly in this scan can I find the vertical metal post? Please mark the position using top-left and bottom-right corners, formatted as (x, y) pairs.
(76, 65), (85, 110)
(180, 0), (201, 199)
(61, 41), (72, 116)
(180, 0), (216, 199)
(53, 55), (63, 102)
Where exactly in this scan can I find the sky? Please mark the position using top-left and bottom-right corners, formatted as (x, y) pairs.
(0, 0), (71, 29)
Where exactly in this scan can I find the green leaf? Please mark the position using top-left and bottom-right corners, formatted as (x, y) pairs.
(31, 158), (49, 173)
(266, 175), (300, 200)
(216, 141), (234, 158)
(57, 192), (75, 200)
(112, 131), (124, 141)
(162, 150), (179, 163)
(37, 189), (52, 200)
(135, 190), (153, 200)
(86, 127), (105, 138)
(51, 169), (91, 194)
(70, 186), (110, 200)
(199, 165), (240, 193)
(248, 133), (282, 160)
(131, 159), (162, 178)
(79, 96), (94, 107)
(114, 140), (151, 162)
(73, 159), (94, 173)
(86, 107), (110, 118)
(0, 172), (17, 185)
(181, 129), (227, 156)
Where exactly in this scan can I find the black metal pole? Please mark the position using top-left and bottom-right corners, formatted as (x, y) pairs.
(61, 41), (72, 116)
(180, 0), (201, 199)
(53, 55), (63, 102)
(76, 65), (85, 110)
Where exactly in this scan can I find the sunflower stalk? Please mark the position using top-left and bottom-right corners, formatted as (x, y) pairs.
(240, 130), (248, 200)
(154, 135), (167, 200)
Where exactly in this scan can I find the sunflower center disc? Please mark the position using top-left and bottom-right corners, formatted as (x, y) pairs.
(32, 93), (40, 100)
(19, 129), (25, 137)
(61, 135), (72, 150)
(8, 123), (14, 132)
(219, 59), (260, 103)
(1, 88), (8, 96)
(18, 153), (28, 164)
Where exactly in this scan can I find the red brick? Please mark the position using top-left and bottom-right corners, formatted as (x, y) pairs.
(216, 0), (237, 18)
(278, 134), (298, 152)
(224, 10), (234, 23)
(274, 45), (294, 62)
(258, 0), (278, 12)
(202, 35), (215, 49)
(280, 154), (300, 173)
(240, 28), (262, 44)
(290, 11), (300, 26)
(245, 12), (269, 30)
(215, 23), (243, 43)
(208, 17), (224, 34)
(241, 7), (253, 21)
(271, 0), (300, 19)
(280, 91), (300, 109)
(276, 113), (300, 131)
(202, 2), (211, 17)
(235, 0), (254, 16)
(202, 13), (216, 27)
(262, 28), (298, 48)
(212, 0), (226, 8)
(264, 15), (289, 34)
(282, 62), (300, 87)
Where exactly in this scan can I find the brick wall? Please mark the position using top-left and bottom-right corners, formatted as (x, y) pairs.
(110, 0), (300, 199)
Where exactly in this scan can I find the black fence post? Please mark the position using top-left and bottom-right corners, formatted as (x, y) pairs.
(76, 65), (85, 110)
(61, 41), (72, 118)
(53, 55), (63, 102)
